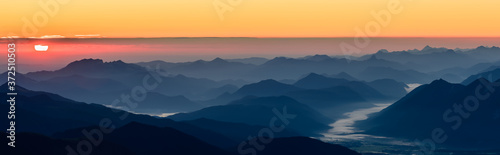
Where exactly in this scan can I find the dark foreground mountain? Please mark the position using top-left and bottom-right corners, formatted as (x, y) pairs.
(105, 122), (234, 155)
(0, 84), (236, 148)
(182, 118), (301, 142)
(357, 78), (500, 150)
(234, 137), (361, 155)
(0, 85), (359, 154)
(0, 132), (135, 155)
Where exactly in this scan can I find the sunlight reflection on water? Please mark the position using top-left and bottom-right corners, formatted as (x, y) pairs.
(321, 103), (392, 141)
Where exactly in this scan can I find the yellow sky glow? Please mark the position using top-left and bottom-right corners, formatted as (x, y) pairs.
(1, 0), (499, 38)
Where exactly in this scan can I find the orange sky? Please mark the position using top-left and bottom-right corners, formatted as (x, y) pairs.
(1, 0), (499, 38)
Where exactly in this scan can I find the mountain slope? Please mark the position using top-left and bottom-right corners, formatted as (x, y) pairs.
(357, 66), (435, 83)
(106, 122), (234, 155)
(182, 118), (301, 142)
(170, 96), (332, 136)
(0, 132), (135, 155)
(462, 68), (500, 85)
(357, 78), (500, 149)
(293, 73), (350, 89)
(235, 137), (360, 155)
(0, 84), (236, 148)
(235, 79), (302, 96)
(26, 59), (147, 81)
(137, 58), (256, 81)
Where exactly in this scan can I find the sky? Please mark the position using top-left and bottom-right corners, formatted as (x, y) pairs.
(1, 0), (500, 38)
(1, 0), (499, 72)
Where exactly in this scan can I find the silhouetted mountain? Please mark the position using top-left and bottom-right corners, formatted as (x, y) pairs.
(234, 137), (361, 155)
(200, 84), (239, 100)
(0, 84), (236, 148)
(183, 118), (301, 142)
(462, 68), (500, 85)
(1, 72), (38, 86)
(289, 80), (390, 119)
(151, 74), (244, 100)
(357, 66), (435, 83)
(293, 73), (400, 99)
(302, 54), (333, 62)
(366, 79), (409, 98)
(12, 74), (204, 113)
(246, 55), (408, 81)
(170, 96), (332, 136)
(105, 122), (234, 155)
(293, 73), (350, 89)
(131, 92), (203, 113)
(25, 75), (128, 102)
(0, 132), (135, 155)
(285, 86), (373, 119)
(432, 60), (500, 83)
(24, 59), (237, 101)
(330, 72), (358, 81)
(358, 78), (500, 149)
(204, 79), (303, 106)
(137, 58), (256, 81)
(0, 83), (74, 102)
(41, 74), (128, 93)
(209, 75), (392, 115)
(285, 86), (366, 108)
(226, 57), (269, 65)
(8, 56), (405, 96)
(332, 81), (388, 100)
(362, 46), (500, 73)
(235, 79), (302, 96)
(465, 46), (500, 62)
(26, 59), (147, 81)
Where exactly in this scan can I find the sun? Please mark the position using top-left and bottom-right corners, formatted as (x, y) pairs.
(34, 45), (49, 52)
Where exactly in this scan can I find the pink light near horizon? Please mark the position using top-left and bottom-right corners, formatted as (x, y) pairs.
(1, 37), (499, 72)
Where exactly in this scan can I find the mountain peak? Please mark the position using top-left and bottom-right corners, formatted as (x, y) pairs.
(303, 73), (327, 80)
(429, 78), (451, 86)
(1, 83), (29, 93)
(109, 60), (126, 64)
(258, 79), (281, 85)
(67, 58), (104, 66)
(334, 72), (357, 81)
(376, 49), (389, 54)
(235, 79), (300, 97)
(210, 57), (227, 63)
(422, 45), (433, 51)
(305, 54), (332, 61)
(65, 59), (130, 68)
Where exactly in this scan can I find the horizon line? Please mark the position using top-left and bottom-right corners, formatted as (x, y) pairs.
(2, 36), (500, 39)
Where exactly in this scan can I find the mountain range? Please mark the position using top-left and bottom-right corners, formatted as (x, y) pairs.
(170, 96), (332, 136)
(0, 84), (360, 154)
